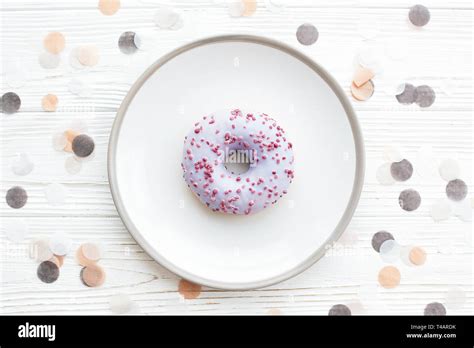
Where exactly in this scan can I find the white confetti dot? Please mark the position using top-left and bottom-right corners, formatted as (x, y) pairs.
(453, 200), (472, 222)
(49, 232), (72, 256)
(52, 132), (67, 151)
(430, 199), (452, 222)
(109, 293), (134, 314)
(11, 153), (34, 176)
(4, 219), (28, 242)
(444, 287), (466, 310)
(38, 51), (60, 69)
(383, 145), (403, 162)
(228, 0), (245, 17)
(65, 156), (82, 174)
(376, 163), (395, 185)
(439, 158), (461, 181)
(45, 183), (68, 206)
(415, 145), (437, 178)
(264, 0), (286, 13)
(379, 239), (401, 263)
(69, 47), (85, 70)
(30, 239), (53, 262)
(4, 61), (31, 88)
(68, 78), (91, 97)
(154, 7), (180, 29)
(356, 45), (384, 73)
(400, 245), (414, 266)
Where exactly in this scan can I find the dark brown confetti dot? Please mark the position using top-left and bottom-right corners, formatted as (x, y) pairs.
(118, 31), (138, 54)
(72, 134), (95, 157)
(296, 23), (319, 46)
(446, 179), (468, 201)
(6, 186), (28, 209)
(37, 260), (60, 283)
(328, 304), (351, 316)
(424, 302), (446, 316)
(409, 5), (430, 27)
(371, 231), (394, 252)
(390, 159), (413, 181)
(1, 92), (21, 114)
(395, 83), (417, 104)
(399, 189), (421, 211)
(415, 85), (435, 108)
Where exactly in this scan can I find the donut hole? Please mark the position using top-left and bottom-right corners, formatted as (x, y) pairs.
(223, 148), (252, 175)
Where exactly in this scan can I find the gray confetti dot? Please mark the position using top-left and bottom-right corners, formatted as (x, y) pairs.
(37, 260), (60, 284)
(399, 189), (421, 211)
(328, 304), (351, 316)
(446, 179), (468, 201)
(415, 85), (436, 108)
(72, 134), (95, 158)
(391, 159), (413, 181)
(395, 83), (417, 104)
(371, 231), (395, 252)
(296, 23), (319, 46)
(424, 302), (446, 316)
(1, 92), (21, 114)
(118, 31), (138, 54)
(6, 186), (28, 209)
(409, 5), (430, 27)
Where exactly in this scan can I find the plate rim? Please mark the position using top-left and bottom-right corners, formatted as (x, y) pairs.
(107, 34), (365, 290)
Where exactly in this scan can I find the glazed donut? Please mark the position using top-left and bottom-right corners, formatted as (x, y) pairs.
(181, 109), (294, 215)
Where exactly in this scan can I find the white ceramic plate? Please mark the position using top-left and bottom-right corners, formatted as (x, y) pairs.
(108, 35), (364, 290)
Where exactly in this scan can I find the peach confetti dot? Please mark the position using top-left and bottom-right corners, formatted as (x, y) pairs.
(351, 80), (374, 101)
(43, 32), (65, 54)
(378, 265), (401, 289)
(98, 0), (120, 16)
(267, 308), (282, 315)
(41, 94), (58, 112)
(353, 65), (375, 88)
(77, 45), (100, 67)
(81, 265), (106, 287)
(63, 129), (79, 153)
(409, 246), (426, 266)
(242, 0), (257, 16)
(178, 279), (202, 299)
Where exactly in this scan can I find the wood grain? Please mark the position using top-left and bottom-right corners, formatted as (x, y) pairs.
(1, 0), (473, 315)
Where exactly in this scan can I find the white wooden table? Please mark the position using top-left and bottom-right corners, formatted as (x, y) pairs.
(1, 0), (472, 315)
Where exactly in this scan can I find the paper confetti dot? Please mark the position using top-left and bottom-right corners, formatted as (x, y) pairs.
(11, 153), (34, 176)
(415, 145), (437, 178)
(4, 219), (28, 242)
(37, 261), (60, 284)
(49, 232), (72, 256)
(77, 45), (100, 67)
(72, 134), (95, 158)
(30, 239), (53, 262)
(415, 85), (436, 108)
(446, 179), (468, 201)
(49, 255), (64, 268)
(390, 159), (413, 181)
(371, 231), (394, 252)
(228, 0), (245, 17)
(296, 23), (319, 46)
(178, 279), (202, 299)
(264, 0), (286, 13)
(110, 294), (134, 314)
(81, 265), (106, 287)
(45, 183), (67, 206)
(395, 83), (417, 104)
(69, 47), (85, 70)
(378, 266), (401, 289)
(424, 302), (446, 316)
(81, 242), (103, 262)
(98, 0), (120, 15)
(43, 32), (65, 54)
(6, 186), (28, 209)
(242, 0), (257, 16)
(383, 145), (403, 163)
(399, 189), (421, 211)
(154, 7), (180, 29)
(379, 239), (401, 263)
(41, 94), (58, 112)
(4, 61), (30, 88)
(454, 200), (472, 222)
(1, 92), (21, 114)
(444, 287), (466, 310)
(439, 158), (461, 181)
(266, 308), (282, 315)
(68, 78), (91, 97)
(65, 156), (83, 175)
(118, 31), (139, 54)
(430, 199), (452, 221)
(353, 65), (375, 88)
(408, 246), (426, 266)
(409, 4), (430, 27)
(52, 132), (68, 151)
(351, 80), (374, 101)
(328, 304), (351, 316)
(38, 51), (60, 69)
(376, 163), (395, 185)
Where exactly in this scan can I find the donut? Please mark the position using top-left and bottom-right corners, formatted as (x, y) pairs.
(181, 109), (294, 215)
